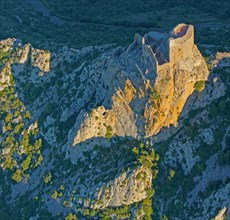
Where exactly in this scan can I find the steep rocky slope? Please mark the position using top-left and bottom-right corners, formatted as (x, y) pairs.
(0, 24), (229, 219)
(73, 24), (209, 145)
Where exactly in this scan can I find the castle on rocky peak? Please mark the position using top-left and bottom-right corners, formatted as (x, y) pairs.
(140, 23), (194, 73)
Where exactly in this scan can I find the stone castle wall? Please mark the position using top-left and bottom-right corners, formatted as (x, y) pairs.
(147, 45), (158, 73)
(143, 44), (169, 74)
(156, 61), (170, 73)
(169, 25), (194, 65)
(141, 24), (194, 80)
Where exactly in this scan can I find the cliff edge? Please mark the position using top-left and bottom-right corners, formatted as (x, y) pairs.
(73, 23), (209, 145)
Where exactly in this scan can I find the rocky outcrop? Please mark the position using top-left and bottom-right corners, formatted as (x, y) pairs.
(0, 65), (11, 91)
(73, 24), (209, 144)
(18, 44), (30, 64)
(212, 207), (227, 220)
(31, 48), (50, 72)
(192, 76), (225, 109)
(212, 52), (230, 68)
(0, 22), (228, 220)
(90, 166), (152, 209)
(0, 38), (17, 53)
(73, 80), (137, 145)
(0, 38), (50, 73)
(146, 44), (209, 136)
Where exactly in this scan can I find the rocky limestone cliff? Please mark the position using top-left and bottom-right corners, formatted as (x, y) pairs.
(31, 48), (50, 73)
(0, 22), (229, 219)
(0, 24), (211, 213)
(212, 207), (228, 220)
(73, 24), (209, 145)
(89, 165), (152, 209)
(0, 38), (50, 73)
(73, 80), (138, 144)
(148, 44), (209, 136)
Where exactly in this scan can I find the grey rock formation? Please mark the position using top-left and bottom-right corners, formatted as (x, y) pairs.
(72, 24), (209, 145)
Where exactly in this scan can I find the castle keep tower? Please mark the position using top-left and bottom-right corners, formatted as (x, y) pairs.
(141, 23), (194, 75)
(169, 24), (194, 65)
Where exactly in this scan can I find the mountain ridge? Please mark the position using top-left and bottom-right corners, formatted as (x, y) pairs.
(0, 23), (229, 219)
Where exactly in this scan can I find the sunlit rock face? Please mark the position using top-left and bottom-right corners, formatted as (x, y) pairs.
(73, 24), (209, 145)
(89, 165), (153, 209)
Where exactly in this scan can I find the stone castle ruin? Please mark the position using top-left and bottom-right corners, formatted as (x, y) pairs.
(73, 23), (209, 144)
(141, 23), (194, 74)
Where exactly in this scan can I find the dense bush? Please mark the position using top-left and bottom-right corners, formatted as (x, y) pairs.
(105, 125), (113, 139)
(194, 80), (205, 92)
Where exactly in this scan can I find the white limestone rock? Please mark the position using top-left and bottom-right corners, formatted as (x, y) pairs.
(31, 47), (51, 72)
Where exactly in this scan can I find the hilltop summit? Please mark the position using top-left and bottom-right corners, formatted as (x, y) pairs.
(73, 23), (209, 144)
(0, 22), (229, 220)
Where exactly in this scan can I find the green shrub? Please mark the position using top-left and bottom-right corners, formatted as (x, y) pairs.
(43, 172), (52, 184)
(169, 169), (175, 179)
(65, 213), (77, 220)
(96, 200), (104, 205)
(21, 156), (32, 171)
(51, 190), (58, 199)
(105, 125), (113, 139)
(11, 169), (22, 183)
(194, 80), (205, 92)
(150, 87), (160, 100)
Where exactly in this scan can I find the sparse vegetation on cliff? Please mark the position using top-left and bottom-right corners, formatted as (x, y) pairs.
(43, 172), (52, 184)
(150, 87), (160, 101)
(132, 142), (159, 171)
(0, 3), (229, 217)
(65, 213), (77, 220)
(0, 69), (43, 182)
(105, 125), (113, 139)
(194, 80), (205, 92)
(0, 50), (11, 64)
